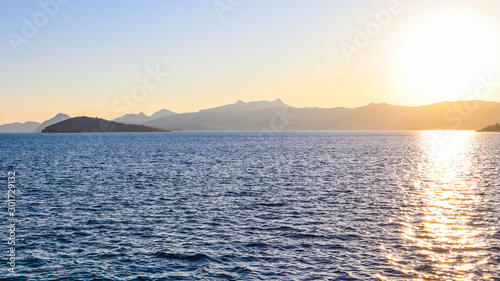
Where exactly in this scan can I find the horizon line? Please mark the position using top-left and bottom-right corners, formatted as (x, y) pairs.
(2, 98), (498, 125)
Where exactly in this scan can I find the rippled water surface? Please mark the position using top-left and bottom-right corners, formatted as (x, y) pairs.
(1, 131), (499, 280)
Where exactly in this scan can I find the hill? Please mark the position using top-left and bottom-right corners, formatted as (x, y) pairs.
(0, 113), (71, 133)
(34, 113), (71, 132)
(113, 112), (150, 124)
(114, 108), (177, 124)
(477, 123), (500, 132)
(0, 121), (40, 133)
(198, 98), (290, 113)
(41, 117), (169, 133)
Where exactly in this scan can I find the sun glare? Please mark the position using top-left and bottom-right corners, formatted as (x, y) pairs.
(395, 11), (500, 103)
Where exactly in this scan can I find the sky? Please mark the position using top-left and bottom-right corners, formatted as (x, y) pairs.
(1, 0), (500, 124)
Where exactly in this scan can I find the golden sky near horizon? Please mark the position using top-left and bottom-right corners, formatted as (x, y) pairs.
(1, 0), (500, 124)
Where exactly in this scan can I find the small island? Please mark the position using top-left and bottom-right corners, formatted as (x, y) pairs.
(41, 117), (169, 133)
(477, 123), (500, 132)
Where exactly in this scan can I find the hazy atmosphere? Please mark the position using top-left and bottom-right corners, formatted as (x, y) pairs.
(2, 0), (500, 124)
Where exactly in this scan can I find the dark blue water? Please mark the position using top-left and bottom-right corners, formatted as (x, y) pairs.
(1, 131), (499, 280)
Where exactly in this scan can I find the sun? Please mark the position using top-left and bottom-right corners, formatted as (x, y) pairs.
(395, 11), (500, 103)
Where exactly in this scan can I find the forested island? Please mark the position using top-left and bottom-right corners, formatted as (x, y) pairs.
(477, 123), (500, 132)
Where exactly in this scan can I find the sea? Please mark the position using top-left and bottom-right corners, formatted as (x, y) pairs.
(0, 131), (499, 280)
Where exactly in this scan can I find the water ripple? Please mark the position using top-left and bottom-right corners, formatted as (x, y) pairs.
(0, 131), (498, 280)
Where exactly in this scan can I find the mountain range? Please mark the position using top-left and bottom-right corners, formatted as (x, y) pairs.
(0, 108), (174, 133)
(140, 100), (500, 131)
(2, 99), (500, 132)
(0, 113), (71, 133)
(113, 108), (176, 124)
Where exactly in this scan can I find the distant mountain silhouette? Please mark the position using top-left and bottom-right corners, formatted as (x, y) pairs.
(113, 112), (150, 124)
(0, 113), (71, 133)
(3, 99), (500, 132)
(143, 99), (294, 130)
(477, 123), (500, 132)
(114, 108), (177, 124)
(0, 121), (40, 133)
(41, 117), (169, 133)
(198, 98), (290, 113)
(34, 113), (71, 132)
(150, 108), (177, 120)
(143, 100), (500, 131)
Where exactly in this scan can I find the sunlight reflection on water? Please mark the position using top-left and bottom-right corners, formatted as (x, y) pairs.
(384, 131), (497, 280)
